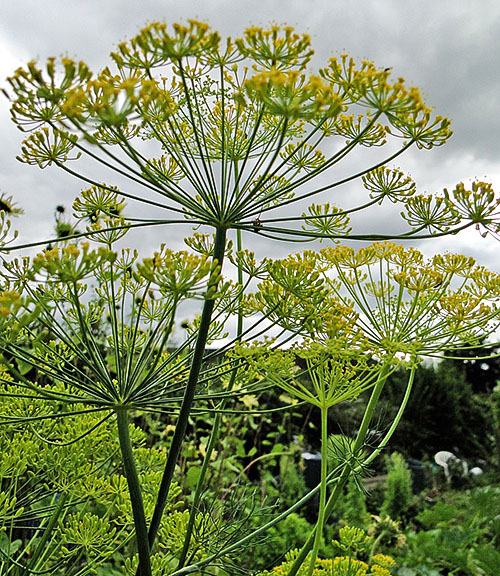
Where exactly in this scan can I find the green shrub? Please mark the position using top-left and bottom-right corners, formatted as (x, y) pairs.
(394, 486), (500, 576)
(244, 513), (313, 571)
(381, 453), (413, 521)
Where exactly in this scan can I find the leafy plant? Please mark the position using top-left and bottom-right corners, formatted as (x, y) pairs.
(337, 476), (370, 529)
(393, 486), (500, 576)
(381, 453), (413, 521)
(0, 367), (191, 575)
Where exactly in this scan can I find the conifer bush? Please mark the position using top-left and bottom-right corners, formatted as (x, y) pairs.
(381, 453), (413, 521)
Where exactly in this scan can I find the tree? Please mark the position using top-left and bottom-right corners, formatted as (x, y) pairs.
(1, 21), (499, 576)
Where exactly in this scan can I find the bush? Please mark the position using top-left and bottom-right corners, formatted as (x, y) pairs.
(394, 486), (500, 576)
(338, 476), (370, 528)
(381, 453), (413, 521)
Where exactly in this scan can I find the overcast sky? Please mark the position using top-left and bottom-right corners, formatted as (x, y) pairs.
(1, 0), (500, 268)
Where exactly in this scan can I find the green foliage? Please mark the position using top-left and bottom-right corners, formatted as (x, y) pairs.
(0, 374), (222, 575)
(394, 486), (500, 576)
(491, 383), (500, 468)
(417, 486), (500, 545)
(380, 360), (495, 461)
(337, 476), (370, 528)
(257, 446), (309, 511)
(381, 453), (413, 521)
(243, 513), (314, 571)
(278, 449), (308, 506)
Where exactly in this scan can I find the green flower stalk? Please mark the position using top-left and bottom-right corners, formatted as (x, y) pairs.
(240, 241), (500, 574)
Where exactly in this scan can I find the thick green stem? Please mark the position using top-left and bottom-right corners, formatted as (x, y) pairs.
(145, 227), (227, 554)
(177, 227), (244, 569)
(176, 368), (237, 569)
(236, 229), (244, 336)
(116, 409), (152, 576)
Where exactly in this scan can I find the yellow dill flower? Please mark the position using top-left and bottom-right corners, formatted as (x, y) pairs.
(236, 25), (313, 70)
(371, 554), (395, 569)
(333, 556), (368, 575)
(370, 566), (392, 576)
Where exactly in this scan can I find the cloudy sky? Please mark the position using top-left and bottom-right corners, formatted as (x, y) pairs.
(1, 0), (499, 268)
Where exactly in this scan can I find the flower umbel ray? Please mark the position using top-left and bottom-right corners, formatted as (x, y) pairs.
(5, 20), (465, 239)
(247, 242), (500, 365)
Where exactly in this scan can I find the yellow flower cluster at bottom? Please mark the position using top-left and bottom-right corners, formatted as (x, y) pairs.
(257, 551), (395, 576)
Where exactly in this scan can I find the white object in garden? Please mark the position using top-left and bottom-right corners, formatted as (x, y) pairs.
(434, 450), (458, 481)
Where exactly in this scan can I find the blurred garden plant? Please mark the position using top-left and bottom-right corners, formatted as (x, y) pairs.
(1, 20), (500, 576)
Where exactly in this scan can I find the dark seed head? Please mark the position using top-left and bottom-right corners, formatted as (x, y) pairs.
(0, 200), (12, 213)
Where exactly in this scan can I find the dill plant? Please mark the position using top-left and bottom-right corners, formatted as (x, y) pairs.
(0, 20), (499, 576)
